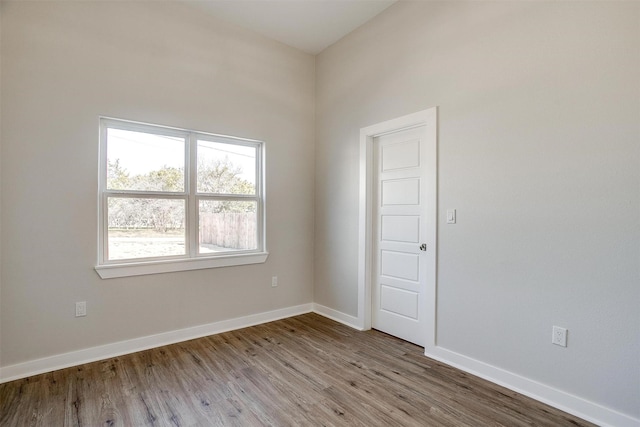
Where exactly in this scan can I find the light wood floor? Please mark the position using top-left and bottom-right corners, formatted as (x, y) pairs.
(0, 313), (594, 426)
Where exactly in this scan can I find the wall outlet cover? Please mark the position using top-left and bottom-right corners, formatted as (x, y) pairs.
(75, 301), (87, 317)
(552, 326), (567, 347)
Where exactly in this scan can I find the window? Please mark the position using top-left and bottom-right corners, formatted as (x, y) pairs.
(95, 118), (267, 279)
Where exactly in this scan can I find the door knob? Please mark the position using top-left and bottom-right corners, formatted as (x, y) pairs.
(419, 244), (427, 251)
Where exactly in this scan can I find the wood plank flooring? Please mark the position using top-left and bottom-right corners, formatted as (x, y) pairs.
(0, 313), (594, 426)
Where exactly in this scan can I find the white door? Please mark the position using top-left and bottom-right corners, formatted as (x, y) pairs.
(372, 125), (430, 347)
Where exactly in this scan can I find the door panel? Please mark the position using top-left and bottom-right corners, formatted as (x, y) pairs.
(381, 179), (420, 206)
(373, 125), (429, 346)
(381, 215), (420, 243)
(381, 139), (420, 171)
(380, 286), (419, 319)
(381, 250), (419, 282)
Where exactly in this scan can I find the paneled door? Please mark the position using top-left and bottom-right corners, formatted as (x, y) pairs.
(372, 125), (429, 347)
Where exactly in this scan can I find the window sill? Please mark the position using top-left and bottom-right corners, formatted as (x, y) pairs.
(95, 252), (269, 279)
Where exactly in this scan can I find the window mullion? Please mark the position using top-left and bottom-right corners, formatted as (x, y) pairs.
(104, 191), (187, 199)
(188, 132), (198, 257)
(196, 194), (260, 202)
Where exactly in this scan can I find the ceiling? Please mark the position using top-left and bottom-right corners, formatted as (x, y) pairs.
(188, 0), (397, 55)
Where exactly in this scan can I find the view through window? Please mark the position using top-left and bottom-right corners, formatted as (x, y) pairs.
(99, 118), (264, 265)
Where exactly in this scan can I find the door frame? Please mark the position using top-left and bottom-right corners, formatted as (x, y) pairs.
(357, 107), (438, 349)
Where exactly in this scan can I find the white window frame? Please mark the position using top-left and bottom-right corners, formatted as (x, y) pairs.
(95, 117), (268, 279)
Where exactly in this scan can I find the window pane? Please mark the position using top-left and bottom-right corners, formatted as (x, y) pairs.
(107, 197), (186, 260)
(197, 140), (256, 195)
(107, 128), (185, 192)
(199, 200), (258, 254)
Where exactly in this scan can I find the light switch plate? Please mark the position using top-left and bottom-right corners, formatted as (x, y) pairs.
(446, 209), (456, 224)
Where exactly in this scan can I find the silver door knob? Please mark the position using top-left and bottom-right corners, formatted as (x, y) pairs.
(419, 244), (427, 251)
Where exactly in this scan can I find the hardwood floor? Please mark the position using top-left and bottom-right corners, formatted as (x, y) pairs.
(0, 313), (594, 426)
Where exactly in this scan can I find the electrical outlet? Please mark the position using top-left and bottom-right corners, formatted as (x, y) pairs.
(271, 276), (278, 287)
(552, 326), (567, 347)
(75, 301), (87, 317)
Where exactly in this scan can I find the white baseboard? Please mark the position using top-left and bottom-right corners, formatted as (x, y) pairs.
(313, 306), (639, 427)
(0, 303), (313, 384)
(312, 303), (362, 330)
(425, 346), (639, 427)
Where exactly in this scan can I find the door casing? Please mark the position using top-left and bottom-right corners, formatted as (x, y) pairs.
(357, 107), (438, 349)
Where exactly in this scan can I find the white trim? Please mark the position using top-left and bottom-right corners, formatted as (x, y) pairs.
(312, 303), (363, 330)
(357, 127), (374, 330)
(0, 303), (312, 384)
(358, 107), (438, 343)
(95, 251), (269, 279)
(425, 346), (640, 427)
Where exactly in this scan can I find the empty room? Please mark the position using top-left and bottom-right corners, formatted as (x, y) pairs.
(0, 1), (638, 426)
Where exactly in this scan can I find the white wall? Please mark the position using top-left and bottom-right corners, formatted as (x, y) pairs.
(0, 2), (315, 366)
(315, 1), (639, 421)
